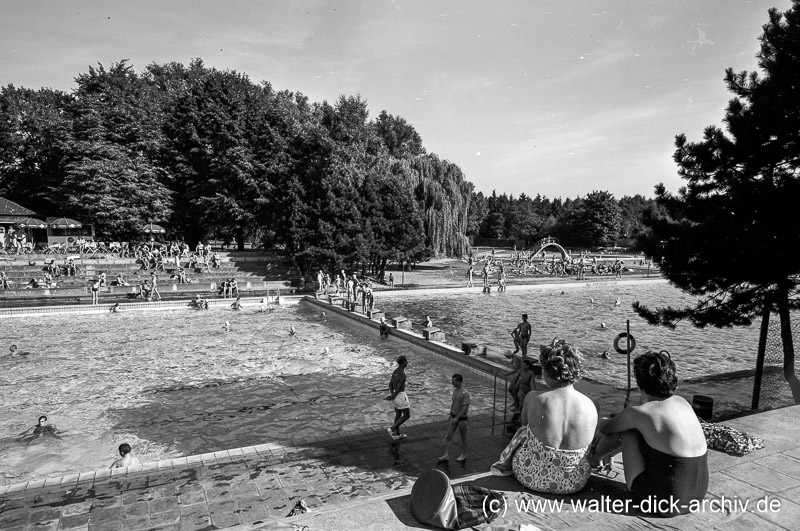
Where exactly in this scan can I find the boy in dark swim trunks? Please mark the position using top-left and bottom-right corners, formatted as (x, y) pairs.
(438, 373), (470, 462)
(512, 314), (532, 356)
(589, 351), (709, 517)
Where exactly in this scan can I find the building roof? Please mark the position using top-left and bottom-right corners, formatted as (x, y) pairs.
(0, 197), (37, 217)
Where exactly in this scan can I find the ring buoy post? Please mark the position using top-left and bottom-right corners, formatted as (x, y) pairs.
(617, 320), (638, 390)
(613, 332), (636, 354)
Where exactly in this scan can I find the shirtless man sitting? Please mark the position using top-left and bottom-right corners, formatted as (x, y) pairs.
(110, 443), (142, 468)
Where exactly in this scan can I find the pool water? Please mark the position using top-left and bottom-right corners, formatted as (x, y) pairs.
(378, 281), (761, 385)
(0, 304), (496, 484)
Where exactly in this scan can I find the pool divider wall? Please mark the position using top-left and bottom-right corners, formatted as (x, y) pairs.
(303, 295), (513, 386)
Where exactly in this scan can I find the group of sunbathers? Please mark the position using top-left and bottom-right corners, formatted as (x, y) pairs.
(491, 337), (709, 517)
(10, 300), (706, 518)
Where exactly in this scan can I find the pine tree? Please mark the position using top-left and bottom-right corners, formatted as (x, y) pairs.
(635, 2), (800, 403)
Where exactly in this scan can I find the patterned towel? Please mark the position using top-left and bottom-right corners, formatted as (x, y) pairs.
(700, 419), (765, 456)
(452, 484), (504, 529)
(490, 425), (528, 476)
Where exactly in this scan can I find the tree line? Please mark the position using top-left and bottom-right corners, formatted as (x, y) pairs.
(1, 59), (653, 277)
(0, 59), (476, 277)
(470, 190), (659, 248)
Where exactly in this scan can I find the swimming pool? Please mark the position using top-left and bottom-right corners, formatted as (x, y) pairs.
(377, 280), (761, 385)
(0, 304), (497, 484)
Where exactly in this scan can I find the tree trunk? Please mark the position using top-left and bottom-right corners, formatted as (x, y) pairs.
(236, 228), (245, 252)
(379, 257), (387, 283)
(777, 282), (800, 404)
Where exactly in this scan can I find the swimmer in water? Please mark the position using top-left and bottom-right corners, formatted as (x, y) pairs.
(321, 311), (327, 320)
(109, 303), (121, 313)
(289, 326), (296, 339)
(19, 415), (60, 441)
(424, 315), (433, 328)
(590, 298), (595, 305)
(379, 317), (390, 338)
(601, 350), (612, 360)
(600, 322), (606, 328)
(231, 296), (242, 310)
(8, 344), (31, 356)
(614, 297), (621, 306)
(110, 443), (142, 469)
(223, 321), (232, 332)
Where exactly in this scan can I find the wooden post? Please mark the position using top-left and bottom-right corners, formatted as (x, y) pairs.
(752, 304), (770, 410)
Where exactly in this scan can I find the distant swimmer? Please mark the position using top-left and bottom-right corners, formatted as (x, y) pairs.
(19, 415), (60, 441)
(424, 315), (433, 328)
(8, 344), (31, 357)
(109, 303), (121, 313)
(289, 326), (296, 339)
(110, 443), (142, 469)
(323, 347), (330, 354)
(614, 297), (621, 306)
(600, 322), (607, 329)
(379, 317), (390, 338)
(231, 296), (242, 310)
(321, 311), (327, 320)
(601, 350), (612, 360)
(223, 321), (232, 332)
(590, 298), (595, 305)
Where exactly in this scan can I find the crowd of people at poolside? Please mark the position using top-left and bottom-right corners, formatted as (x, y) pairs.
(464, 249), (633, 290)
(0, 240), (228, 291)
(384, 312), (710, 518)
(317, 269), (378, 312)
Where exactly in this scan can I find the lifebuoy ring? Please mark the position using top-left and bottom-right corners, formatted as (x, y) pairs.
(613, 332), (636, 354)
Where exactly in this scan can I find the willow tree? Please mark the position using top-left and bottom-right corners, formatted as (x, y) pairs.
(634, 2), (800, 404)
(399, 154), (472, 258)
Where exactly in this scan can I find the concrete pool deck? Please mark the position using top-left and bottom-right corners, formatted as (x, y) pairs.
(1, 401), (798, 530)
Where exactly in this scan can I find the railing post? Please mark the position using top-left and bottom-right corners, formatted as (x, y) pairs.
(492, 371), (497, 429)
(503, 376), (508, 426)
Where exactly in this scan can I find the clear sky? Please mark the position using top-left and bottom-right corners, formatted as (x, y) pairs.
(1, 0), (788, 199)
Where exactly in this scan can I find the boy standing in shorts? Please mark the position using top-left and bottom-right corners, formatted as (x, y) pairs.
(386, 355), (410, 439)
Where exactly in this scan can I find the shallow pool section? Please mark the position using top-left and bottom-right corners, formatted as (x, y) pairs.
(0, 304), (496, 484)
(379, 281), (761, 386)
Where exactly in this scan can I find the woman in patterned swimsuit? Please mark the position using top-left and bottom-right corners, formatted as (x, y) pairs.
(492, 338), (597, 494)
